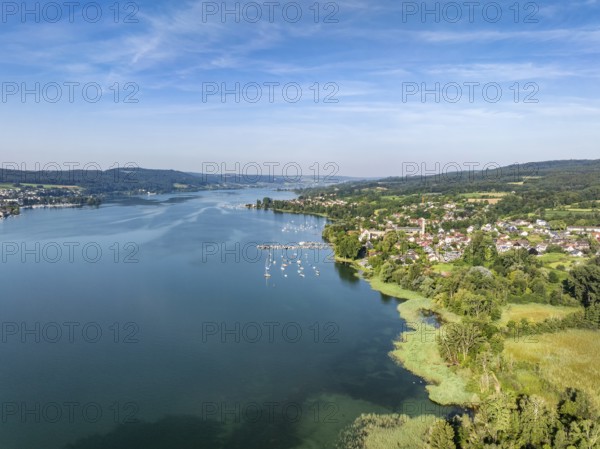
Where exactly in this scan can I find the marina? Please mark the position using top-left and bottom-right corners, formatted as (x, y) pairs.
(263, 248), (323, 279)
(257, 241), (331, 250)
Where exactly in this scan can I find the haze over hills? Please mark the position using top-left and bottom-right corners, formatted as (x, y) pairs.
(1, 159), (597, 197)
(0, 167), (358, 194)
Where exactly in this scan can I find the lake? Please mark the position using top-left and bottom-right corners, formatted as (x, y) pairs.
(0, 189), (444, 449)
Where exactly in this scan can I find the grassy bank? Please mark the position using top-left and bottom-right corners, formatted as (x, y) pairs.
(362, 415), (440, 449)
(366, 277), (477, 406)
(367, 277), (428, 301)
(336, 413), (444, 449)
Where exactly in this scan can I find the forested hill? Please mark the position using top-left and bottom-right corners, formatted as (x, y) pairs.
(0, 167), (310, 194)
(309, 159), (600, 197)
(300, 159), (600, 218)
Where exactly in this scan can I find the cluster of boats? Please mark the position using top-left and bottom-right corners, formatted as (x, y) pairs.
(281, 220), (321, 234)
(264, 252), (320, 279)
(263, 219), (325, 280)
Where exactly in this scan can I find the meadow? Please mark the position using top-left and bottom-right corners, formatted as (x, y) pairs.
(499, 303), (582, 325)
(504, 329), (600, 409)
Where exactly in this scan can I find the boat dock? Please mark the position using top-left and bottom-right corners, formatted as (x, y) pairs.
(257, 242), (331, 250)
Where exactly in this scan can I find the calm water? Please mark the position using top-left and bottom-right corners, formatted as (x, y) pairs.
(0, 189), (442, 449)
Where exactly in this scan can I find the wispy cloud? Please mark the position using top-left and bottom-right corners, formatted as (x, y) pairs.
(1, 0), (599, 175)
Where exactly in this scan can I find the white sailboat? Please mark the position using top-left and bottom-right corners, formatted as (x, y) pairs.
(264, 251), (272, 278)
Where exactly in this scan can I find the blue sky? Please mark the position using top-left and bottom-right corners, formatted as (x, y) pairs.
(1, 0), (599, 177)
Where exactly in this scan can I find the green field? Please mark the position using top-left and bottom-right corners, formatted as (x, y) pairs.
(543, 208), (597, 219)
(538, 253), (570, 263)
(538, 253), (582, 271)
(0, 182), (78, 189)
(504, 330), (600, 409)
(381, 195), (403, 201)
(499, 303), (582, 325)
(430, 263), (454, 274)
(459, 192), (507, 199)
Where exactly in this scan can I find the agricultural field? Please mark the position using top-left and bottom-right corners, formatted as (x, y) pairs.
(0, 182), (79, 189)
(543, 208), (598, 219)
(467, 198), (502, 204)
(459, 192), (508, 199)
(460, 192), (507, 204)
(461, 192), (507, 205)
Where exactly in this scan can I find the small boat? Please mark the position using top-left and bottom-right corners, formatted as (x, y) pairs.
(264, 254), (272, 277)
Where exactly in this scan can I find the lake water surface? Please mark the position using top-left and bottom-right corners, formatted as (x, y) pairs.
(0, 189), (443, 449)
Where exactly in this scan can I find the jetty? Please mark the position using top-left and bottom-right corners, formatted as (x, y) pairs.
(257, 242), (331, 251)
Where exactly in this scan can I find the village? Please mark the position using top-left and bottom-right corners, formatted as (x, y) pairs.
(0, 184), (100, 219)
(357, 217), (600, 267)
(267, 193), (600, 269)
